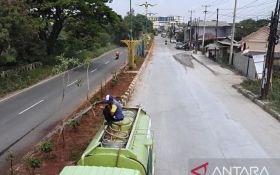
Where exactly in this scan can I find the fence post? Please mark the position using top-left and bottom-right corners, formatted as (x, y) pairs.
(246, 57), (250, 77)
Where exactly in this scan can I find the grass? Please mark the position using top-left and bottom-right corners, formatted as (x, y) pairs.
(241, 71), (280, 113)
(0, 45), (118, 98)
(71, 44), (118, 62)
(0, 66), (54, 97)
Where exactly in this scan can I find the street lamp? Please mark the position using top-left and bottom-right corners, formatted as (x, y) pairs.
(130, 0), (132, 40)
(139, 1), (156, 33)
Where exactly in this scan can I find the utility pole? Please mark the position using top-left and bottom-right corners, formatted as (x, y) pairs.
(215, 8), (219, 60)
(189, 10), (195, 48)
(261, 0), (280, 99)
(229, 0), (237, 65)
(202, 5), (210, 48)
(216, 8), (219, 41)
(196, 18), (199, 51)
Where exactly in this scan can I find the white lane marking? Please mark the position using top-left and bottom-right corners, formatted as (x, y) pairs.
(66, 80), (78, 87)
(18, 100), (44, 115)
(91, 68), (97, 73)
(104, 61), (110, 65)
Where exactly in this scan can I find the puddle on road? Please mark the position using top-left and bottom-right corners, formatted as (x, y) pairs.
(173, 53), (194, 68)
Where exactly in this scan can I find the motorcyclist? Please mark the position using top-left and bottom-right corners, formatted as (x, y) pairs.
(115, 51), (120, 60)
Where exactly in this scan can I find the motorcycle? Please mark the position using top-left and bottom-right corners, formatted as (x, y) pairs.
(115, 51), (120, 60)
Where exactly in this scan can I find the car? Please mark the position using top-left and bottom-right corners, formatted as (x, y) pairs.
(175, 42), (185, 49)
(170, 39), (177, 43)
(161, 33), (166, 38)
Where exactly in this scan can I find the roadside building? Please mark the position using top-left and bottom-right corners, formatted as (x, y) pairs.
(205, 37), (240, 63)
(184, 20), (231, 46)
(240, 26), (280, 71)
(148, 15), (184, 31)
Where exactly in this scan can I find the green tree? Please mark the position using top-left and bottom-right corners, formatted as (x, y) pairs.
(27, 0), (119, 55)
(176, 32), (184, 42)
(0, 0), (46, 65)
(235, 18), (270, 40)
(124, 14), (153, 39)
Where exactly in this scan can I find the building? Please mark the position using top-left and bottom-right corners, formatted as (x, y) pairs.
(184, 20), (231, 45)
(148, 16), (184, 31)
(241, 26), (280, 70)
(205, 37), (240, 63)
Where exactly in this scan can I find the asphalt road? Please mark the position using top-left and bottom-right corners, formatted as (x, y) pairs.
(0, 48), (127, 169)
(130, 37), (280, 174)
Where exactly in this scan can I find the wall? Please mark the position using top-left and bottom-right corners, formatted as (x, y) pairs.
(233, 53), (257, 79)
(198, 27), (231, 38)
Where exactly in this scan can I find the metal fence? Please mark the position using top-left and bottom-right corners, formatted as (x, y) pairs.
(233, 53), (258, 80)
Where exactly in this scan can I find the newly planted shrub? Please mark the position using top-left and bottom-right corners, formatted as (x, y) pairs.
(25, 156), (42, 175)
(5, 151), (15, 175)
(111, 78), (118, 87)
(39, 142), (53, 158)
(67, 118), (80, 131)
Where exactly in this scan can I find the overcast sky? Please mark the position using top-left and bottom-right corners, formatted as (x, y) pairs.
(108, 0), (277, 22)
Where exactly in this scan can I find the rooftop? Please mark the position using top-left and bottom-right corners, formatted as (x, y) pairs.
(190, 20), (230, 27)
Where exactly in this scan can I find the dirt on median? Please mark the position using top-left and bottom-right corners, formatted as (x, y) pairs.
(5, 58), (145, 175)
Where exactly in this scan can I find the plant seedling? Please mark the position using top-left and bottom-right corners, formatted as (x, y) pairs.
(5, 151), (15, 175)
(39, 142), (53, 158)
(25, 156), (42, 175)
(67, 118), (80, 131)
(111, 78), (118, 87)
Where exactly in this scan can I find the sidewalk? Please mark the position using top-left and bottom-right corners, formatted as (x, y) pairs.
(191, 52), (280, 121)
(191, 52), (244, 86)
(191, 52), (235, 75)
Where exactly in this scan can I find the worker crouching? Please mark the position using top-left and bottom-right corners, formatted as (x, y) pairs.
(102, 95), (124, 126)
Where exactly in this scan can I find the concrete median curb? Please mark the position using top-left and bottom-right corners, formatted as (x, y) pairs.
(232, 84), (280, 121)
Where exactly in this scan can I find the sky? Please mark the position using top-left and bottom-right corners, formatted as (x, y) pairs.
(108, 0), (277, 23)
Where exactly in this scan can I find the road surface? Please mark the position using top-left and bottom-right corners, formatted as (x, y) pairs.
(130, 37), (280, 174)
(0, 48), (127, 169)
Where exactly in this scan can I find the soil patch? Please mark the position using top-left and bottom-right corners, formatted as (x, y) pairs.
(7, 63), (141, 175)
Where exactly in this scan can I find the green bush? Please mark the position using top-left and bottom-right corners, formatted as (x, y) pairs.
(25, 156), (42, 175)
(67, 118), (80, 131)
(200, 47), (207, 55)
(39, 142), (53, 156)
(111, 78), (118, 87)
(0, 66), (53, 97)
(241, 71), (280, 112)
(0, 54), (16, 65)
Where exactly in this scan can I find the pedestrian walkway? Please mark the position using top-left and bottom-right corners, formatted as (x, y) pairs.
(192, 52), (234, 75)
(192, 52), (244, 85)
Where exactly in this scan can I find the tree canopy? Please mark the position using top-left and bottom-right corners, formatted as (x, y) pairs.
(235, 18), (270, 40)
(0, 0), (132, 66)
(124, 13), (154, 39)
(0, 0), (150, 67)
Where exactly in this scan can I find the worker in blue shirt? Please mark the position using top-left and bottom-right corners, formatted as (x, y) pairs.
(102, 95), (124, 125)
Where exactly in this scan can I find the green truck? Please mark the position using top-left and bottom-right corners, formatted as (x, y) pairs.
(60, 107), (155, 175)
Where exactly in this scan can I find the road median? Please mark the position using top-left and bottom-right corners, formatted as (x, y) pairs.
(8, 40), (154, 175)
